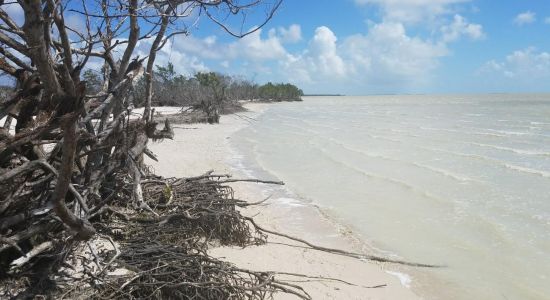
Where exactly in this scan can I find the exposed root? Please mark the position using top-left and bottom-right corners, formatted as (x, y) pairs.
(0, 172), (310, 299)
(1, 161), (438, 299)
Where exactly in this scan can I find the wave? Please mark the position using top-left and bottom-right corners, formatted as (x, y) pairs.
(410, 162), (477, 183)
(486, 129), (530, 136)
(275, 121), (550, 182)
(387, 128), (422, 138)
(417, 146), (550, 177)
(419, 126), (509, 138)
(301, 128), (543, 186)
(274, 122), (526, 184)
(314, 135), (479, 184)
(486, 129), (550, 139)
(503, 164), (550, 178)
(275, 197), (306, 207)
(295, 122), (407, 145)
(418, 124), (549, 140)
(312, 146), (447, 203)
(469, 142), (550, 157)
(386, 271), (412, 288)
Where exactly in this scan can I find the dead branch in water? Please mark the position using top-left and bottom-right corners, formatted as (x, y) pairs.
(245, 217), (443, 268)
(264, 271), (387, 289)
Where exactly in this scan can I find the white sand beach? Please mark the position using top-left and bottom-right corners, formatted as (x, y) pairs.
(146, 103), (420, 300)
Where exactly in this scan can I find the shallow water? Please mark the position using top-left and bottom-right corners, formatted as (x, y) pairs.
(231, 95), (550, 300)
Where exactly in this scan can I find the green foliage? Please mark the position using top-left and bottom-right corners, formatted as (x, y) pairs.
(156, 62), (186, 85)
(132, 63), (303, 108)
(195, 72), (227, 103)
(258, 82), (303, 102)
(82, 69), (103, 95)
(156, 62), (176, 83)
(195, 72), (221, 87)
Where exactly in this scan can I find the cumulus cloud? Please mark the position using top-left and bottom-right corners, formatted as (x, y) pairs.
(174, 35), (225, 60)
(270, 24), (302, 43)
(277, 22), (449, 91)
(480, 47), (550, 79)
(164, 16), (483, 92)
(354, 0), (471, 23)
(174, 27), (290, 62)
(229, 29), (288, 61)
(343, 22), (447, 86)
(514, 11), (536, 25)
(307, 27), (347, 77)
(441, 14), (484, 42)
(134, 37), (208, 75)
(136, 26), (295, 77)
(277, 26), (348, 84)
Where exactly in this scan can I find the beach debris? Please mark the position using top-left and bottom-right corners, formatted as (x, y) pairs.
(246, 217), (443, 268)
(0, 167), (315, 299)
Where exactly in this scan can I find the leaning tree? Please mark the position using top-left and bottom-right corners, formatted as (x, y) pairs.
(0, 0), (287, 297)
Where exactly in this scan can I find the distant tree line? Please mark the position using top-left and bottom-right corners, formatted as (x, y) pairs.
(82, 62), (303, 110)
(258, 82), (304, 102)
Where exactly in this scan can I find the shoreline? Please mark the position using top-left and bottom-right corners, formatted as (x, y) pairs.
(146, 102), (421, 299)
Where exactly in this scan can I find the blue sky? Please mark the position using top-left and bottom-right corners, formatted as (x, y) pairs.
(165, 0), (550, 95)
(3, 0), (550, 95)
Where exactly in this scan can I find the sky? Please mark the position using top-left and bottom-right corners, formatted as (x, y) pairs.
(3, 0), (550, 95)
(157, 0), (550, 95)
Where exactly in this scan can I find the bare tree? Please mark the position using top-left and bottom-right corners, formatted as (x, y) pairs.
(0, 0), (282, 267)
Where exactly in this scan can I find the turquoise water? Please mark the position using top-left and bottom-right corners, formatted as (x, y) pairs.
(232, 95), (550, 300)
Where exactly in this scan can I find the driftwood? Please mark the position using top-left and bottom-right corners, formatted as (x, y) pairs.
(245, 217), (442, 268)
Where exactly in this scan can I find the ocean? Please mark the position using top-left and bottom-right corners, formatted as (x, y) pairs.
(230, 95), (550, 300)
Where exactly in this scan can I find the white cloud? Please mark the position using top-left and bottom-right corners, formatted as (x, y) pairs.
(355, 0), (471, 23)
(165, 18), (482, 92)
(342, 22), (448, 86)
(135, 37), (208, 75)
(308, 26), (347, 77)
(277, 22), (449, 91)
(514, 11), (536, 25)
(480, 47), (550, 79)
(174, 28), (288, 62)
(280, 26), (347, 83)
(220, 61), (230, 68)
(173, 35), (224, 60)
(545, 17), (550, 24)
(270, 24), (302, 43)
(230, 29), (288, 61)
(441, 14), (485, 42)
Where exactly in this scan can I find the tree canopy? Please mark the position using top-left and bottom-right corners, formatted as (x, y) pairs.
(132, 63), (303, 108)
